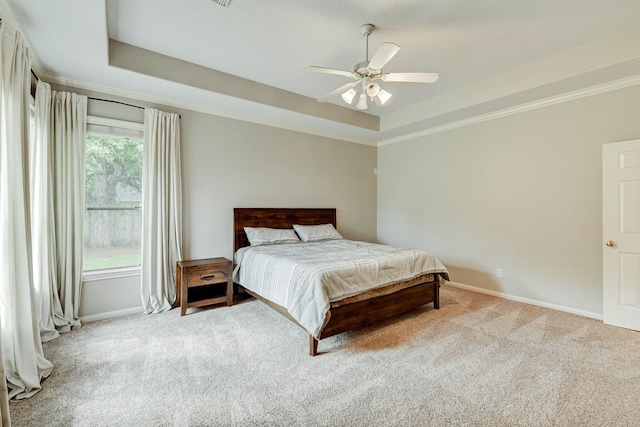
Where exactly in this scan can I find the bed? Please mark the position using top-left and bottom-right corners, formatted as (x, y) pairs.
(233, 208), (449, 355)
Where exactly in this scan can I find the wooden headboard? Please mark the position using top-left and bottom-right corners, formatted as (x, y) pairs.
(233, 208), (337, 254)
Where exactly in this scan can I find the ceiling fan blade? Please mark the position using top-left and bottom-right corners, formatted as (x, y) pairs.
(306, 66), (355, 78)
(367, 42), (401, 71)
(317, 81), (359, 103)
(382, 72), (439, 83)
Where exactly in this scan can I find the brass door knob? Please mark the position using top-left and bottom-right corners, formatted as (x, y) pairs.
(606, 240), (617, 247)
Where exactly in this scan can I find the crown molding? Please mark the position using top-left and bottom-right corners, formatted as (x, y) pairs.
(41, 71), (378, 147)
(43, 68), (640, 150)
(378, 73), (640, 147)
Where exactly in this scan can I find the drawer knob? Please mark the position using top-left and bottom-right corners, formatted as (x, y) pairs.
(201, 274), (217, 280)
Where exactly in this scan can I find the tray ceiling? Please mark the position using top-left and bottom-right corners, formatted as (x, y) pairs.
(3, 0), (640, 144)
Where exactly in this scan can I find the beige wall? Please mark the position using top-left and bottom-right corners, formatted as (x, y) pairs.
(64, 85), (377, 318)
(378, 84), (640, 316)
(69, 81), (640, 319)
(180, 111), (377, 261)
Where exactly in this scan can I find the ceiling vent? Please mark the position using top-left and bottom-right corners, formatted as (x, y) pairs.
(212, 0), (231, 6)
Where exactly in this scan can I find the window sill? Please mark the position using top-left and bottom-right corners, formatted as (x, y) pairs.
(82, 266), (141, 282)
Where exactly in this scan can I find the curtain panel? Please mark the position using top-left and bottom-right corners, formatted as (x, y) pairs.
(32, 81), (86, 340)
(140, 109), (183, 313)
(0, 22), (53, 405)
(0, 334), (8, 426)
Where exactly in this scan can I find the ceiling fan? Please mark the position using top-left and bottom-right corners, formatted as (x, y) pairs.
(307, 24), (439, 110)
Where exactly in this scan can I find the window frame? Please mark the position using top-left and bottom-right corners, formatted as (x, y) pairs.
(83, 115), (144, 278)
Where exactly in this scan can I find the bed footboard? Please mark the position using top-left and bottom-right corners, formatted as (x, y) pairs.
(310, 280), (440, 355)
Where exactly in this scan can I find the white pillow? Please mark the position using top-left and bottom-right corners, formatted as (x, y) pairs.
(244, 227), (300, 246)
(293, 223), (343, 242)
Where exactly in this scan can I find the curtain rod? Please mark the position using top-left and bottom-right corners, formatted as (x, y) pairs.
(88, 97), (182, 119)
(89, 97), (144, 110)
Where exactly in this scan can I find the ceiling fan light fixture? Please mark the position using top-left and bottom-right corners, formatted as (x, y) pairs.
(356, 93), (368, 110)
(341, 88), (357, 104)
(308, 23), (439, 109)
(376, 89), (392, 105)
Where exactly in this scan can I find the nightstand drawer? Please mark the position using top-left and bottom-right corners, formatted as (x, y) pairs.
(187, 266), (228, 286)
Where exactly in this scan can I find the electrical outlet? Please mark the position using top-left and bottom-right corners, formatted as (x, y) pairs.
(496, 268), (503, 278)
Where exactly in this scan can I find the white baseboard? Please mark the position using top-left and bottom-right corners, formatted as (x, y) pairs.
(79, 283), (603, 324)
(80, 306), (144, 323)
(446, 281), (603, 321)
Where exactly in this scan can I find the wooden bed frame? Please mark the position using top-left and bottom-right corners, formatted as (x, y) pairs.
(233, 208), (440, 355)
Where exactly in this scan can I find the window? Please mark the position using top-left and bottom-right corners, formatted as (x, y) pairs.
(83, 122), (143, 271)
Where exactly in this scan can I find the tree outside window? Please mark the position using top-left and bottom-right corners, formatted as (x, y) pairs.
(83, 134), (143, 271)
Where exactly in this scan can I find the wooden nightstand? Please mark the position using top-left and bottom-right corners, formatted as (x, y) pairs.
(176, 257), (233, 316)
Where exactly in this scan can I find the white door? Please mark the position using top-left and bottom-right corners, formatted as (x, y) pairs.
(603, 139), (640, 331)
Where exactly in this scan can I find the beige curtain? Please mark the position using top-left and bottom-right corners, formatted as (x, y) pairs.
(32, 81), (86, 340)
(0, 334), (8, 426)
(0, 22), (53, 405)
(140, 109), (183, 313)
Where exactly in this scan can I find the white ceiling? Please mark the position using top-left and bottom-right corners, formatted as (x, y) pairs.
(3, 0), (640, 144)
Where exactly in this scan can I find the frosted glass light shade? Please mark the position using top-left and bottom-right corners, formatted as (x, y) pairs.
(356, 93), (368, 110)
(341, 88), (356, 104)
(366, 82), (381, 98)
(377, 89), (392, 105)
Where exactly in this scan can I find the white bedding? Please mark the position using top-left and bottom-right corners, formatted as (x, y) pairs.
(233, 239), (449, 338)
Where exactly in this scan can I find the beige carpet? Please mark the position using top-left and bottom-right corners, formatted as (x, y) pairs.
(8, 286), (640, 426)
